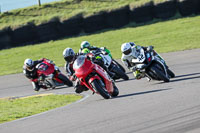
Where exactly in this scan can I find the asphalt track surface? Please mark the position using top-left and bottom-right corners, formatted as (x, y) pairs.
(0, 49), (200, 133)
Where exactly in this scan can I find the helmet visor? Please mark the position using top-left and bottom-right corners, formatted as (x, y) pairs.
(64, 55), (74, 63)
(123, 48), (132, 55)
(26, 66), (34, 71)
(83, 44), (89, 48)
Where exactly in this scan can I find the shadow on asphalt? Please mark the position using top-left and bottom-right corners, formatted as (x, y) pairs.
(174, 72), (200, 78)
(170, 76), (200, 83)
(112, 88), (171, 99)
(156, 72), (200, 84)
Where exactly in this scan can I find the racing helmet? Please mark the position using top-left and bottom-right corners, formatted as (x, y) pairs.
(80, 41), (90, 49)
(81, 48), (90, 54)
(129, 42), (136, 47)
(24, 58), (34, 71)
(121, 43), (132, 56)
(63, 48), (75, 62)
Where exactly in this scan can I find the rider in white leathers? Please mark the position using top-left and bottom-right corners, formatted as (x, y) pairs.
(121, 42), (154, 79)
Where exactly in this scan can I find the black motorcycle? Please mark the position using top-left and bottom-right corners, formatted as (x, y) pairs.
(92, 49), (129, 81)
(132, 48), (175, 82)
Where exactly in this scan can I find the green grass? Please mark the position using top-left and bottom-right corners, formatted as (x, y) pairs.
(1, 15), (200, 76)
(0, 0), (161, 30)
(0, 94), (82, 124)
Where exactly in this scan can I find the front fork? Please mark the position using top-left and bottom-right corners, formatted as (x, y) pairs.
(155, 53), (167, 66)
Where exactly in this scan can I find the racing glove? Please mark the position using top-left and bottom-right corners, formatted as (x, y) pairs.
(147, 46), (154, 51)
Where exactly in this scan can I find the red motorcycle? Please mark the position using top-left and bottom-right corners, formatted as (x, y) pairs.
(33, 59), (73, 89)
(73, 54), (119, 99)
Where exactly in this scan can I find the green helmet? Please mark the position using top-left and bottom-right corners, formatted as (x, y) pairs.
(81, 48), (90, 54)
(81, 41), (90, 49)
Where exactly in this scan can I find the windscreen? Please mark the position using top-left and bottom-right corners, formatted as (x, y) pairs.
(73, 55), (86, 69)
(38, 63), (48, 71)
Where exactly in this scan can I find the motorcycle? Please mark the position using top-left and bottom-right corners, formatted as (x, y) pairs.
(73, 54), (119, 99)
(91, 49), (129, 81)
(132, 48), (175, 82)
(34, 59), (73, 89)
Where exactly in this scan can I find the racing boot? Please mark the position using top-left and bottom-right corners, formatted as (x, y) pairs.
(75, 85), (88, 93)
(32, 82), (40, 91)
(133, 70), (142, 80)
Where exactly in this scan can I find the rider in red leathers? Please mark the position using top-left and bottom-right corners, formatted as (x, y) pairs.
(23, 58), (49, 91)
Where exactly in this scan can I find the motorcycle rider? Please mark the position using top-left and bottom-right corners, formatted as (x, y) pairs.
(63, 48), (89, 93)
(81, 48), (115, 78)
(121, 42), (155, 79)
(79, 41), (112, 58)
(23, 58), (48, 91)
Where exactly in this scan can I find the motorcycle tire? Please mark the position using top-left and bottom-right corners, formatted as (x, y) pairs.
(150, 65), (170, 82)
(58, 74), (73, 87)
(112, 65), (129, 80)
(113, 59), (126, 73)
(167, 69), (175, 78)
(91, 79), (110, 99)
(111, 84), (119, 97)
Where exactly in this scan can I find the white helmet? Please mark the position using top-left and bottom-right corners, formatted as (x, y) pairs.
(121, 43), (132, 56)
(80, 41), (90, 49)
(63, 48), (75, 62)
(24, 58), (34, 71)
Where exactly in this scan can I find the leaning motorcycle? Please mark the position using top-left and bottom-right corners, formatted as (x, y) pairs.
(91, 49), (129, 81)
(33, 59), (73, 89)
(73, 54), (119, 99)
(132, 48), (175, 82)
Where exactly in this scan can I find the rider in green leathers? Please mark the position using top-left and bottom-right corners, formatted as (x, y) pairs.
(79, 41), (112, 58)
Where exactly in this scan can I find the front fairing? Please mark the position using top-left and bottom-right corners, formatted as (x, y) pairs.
(73, 55), (94, 78)
(93, 65), (114, 94)
(73, 55), (86, 69)
(36, 61), (55, 76)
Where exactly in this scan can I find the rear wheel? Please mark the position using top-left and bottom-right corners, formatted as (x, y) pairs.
(58, 74), (73, 87)
(112, 65), (129, 80)
(91, 79), (110, 99)
(113, 59), (126, 73)
(150, 65), (169, 82)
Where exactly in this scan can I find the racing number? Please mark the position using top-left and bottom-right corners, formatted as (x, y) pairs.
(138, 54), (144, 61)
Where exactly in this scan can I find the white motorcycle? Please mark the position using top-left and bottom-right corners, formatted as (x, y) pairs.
(132, 48), (175, 82)
(92, 49), (129, 80)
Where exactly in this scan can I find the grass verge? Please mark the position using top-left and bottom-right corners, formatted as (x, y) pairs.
(0, 94), (82, 124)
(0, 15), (200, 76)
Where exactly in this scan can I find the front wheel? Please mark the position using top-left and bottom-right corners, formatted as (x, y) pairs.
(111, 83), (119, 97)
(91, 79), (110, 99)
(58, 74), (73, 87)
(167, 69), (175, 78)
(150, 65), (170, 82)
